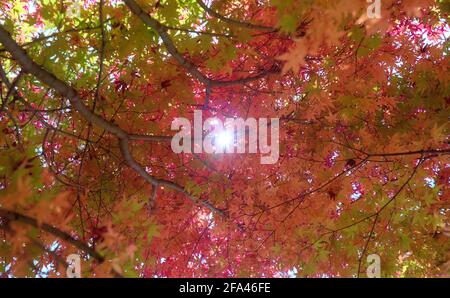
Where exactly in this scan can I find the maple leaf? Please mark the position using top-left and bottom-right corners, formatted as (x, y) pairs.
(278, 39), (308, 74)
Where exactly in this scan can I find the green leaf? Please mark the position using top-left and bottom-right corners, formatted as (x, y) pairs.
(147, 223), (161, 240)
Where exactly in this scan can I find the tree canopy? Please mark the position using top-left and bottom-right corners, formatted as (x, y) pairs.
(0, 0), (449, 277)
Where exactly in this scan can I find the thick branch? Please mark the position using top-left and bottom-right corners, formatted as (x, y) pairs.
(0, 207), (104, 262)
(0, 25), (226, 219)
(369, 149), (450, 158)
(122, 0), (278, 89)
(0, 26), (127, 139)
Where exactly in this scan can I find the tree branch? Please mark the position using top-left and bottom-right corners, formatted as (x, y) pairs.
(0, 25), (227, 220)
(0, 207), (124, 277)
(0, 207), (104, 262)
(196, 0), (276, 31)
(0, 26), (127, 139)
(122, 0), (278, 89)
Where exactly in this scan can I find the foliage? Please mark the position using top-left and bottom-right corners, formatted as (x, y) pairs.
(0, 0), (449, 277)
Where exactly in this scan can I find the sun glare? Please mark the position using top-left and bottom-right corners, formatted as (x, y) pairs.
(215, 131), (234, 150)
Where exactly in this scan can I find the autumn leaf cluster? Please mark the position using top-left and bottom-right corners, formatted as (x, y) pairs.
(0, 0), (449, 277)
